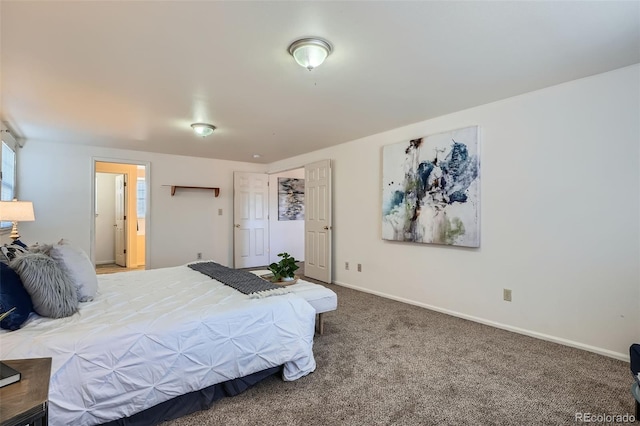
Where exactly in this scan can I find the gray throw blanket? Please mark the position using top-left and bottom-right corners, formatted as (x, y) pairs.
(188, 261), (289, 298)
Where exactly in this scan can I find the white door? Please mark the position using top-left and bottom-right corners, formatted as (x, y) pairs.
(304, 160), (332, 283)
(114, 174), (126, 267)
(233, 172), (270, 268)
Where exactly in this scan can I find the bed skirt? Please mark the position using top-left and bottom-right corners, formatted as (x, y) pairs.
(101, 366), (282, 426)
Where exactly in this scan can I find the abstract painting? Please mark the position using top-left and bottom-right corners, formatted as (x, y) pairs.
(382, 126), (480, 247)
(278, 178), (305, 221)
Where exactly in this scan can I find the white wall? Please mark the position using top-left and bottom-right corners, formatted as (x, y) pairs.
(17, 143), (266, 269)
(95, 172), (117, 264)
(13, 65), (638, 359)
(268, 168), (305, 264)
(268, 65), (640, 360)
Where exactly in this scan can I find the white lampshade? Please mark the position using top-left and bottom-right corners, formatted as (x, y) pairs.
(191, 123), (216, 137)
(0, 200), (35, 241)
(288, 38), (332, 70)
(0, 200), (35, 222)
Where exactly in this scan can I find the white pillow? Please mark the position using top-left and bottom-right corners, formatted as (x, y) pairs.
(49, 240), (97, 302)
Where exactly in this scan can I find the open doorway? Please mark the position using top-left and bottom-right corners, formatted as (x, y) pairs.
(94, 161), (148, 273)
(233, 160), (332, 283)
(268, 168), (305, 265)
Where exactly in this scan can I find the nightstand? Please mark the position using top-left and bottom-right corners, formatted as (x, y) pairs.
(0, 358), (52, 426)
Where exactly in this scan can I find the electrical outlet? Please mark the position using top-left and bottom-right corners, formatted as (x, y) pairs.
(503, 289), (512, 302)
(197, 252), (202, 260)
(218, 208), (223, 216)
(357, 263), (362, 272)
(345, 262), (349, 270)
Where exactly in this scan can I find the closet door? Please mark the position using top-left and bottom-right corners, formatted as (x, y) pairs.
(233, 172), (269, 268)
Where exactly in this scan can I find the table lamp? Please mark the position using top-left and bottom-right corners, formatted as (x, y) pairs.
(0, 199), (35, 241)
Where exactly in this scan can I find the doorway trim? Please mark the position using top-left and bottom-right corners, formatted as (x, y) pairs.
(90, 157), (151, 268)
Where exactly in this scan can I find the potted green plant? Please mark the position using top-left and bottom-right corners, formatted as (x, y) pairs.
(268, 252), (299, 282)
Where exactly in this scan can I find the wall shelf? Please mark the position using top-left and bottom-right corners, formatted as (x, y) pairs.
(167, 185), (220, 197)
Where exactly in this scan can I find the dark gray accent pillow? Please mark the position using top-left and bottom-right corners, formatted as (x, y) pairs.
(9, 253), (78, 318)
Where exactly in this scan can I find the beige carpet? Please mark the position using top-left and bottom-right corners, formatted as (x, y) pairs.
(162, 282), (634, 426)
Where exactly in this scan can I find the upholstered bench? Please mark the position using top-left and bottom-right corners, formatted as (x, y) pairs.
(250, 270), (337, 334)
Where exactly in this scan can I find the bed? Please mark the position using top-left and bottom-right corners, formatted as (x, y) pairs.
(0, 262), (317, 426)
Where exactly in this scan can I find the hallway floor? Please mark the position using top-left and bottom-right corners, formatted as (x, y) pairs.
(95, 263), (146, 275)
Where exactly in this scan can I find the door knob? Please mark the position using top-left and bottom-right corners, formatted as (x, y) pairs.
(323, 226), (332, 230)
(235, 224), (240, 228)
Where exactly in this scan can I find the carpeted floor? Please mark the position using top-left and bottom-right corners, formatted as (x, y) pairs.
(162, 279), (635, 426)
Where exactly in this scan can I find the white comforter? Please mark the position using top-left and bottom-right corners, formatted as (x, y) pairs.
(0, 264), (316, 425)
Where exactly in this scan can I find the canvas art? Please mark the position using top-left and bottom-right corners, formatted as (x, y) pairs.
(382, 125), (480, 247)
(278, 178), (304, 221)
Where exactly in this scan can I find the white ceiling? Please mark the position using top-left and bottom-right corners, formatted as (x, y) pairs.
(1, 1), (638, 164)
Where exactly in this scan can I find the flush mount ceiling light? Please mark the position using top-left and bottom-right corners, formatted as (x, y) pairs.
(288, 37), (332, 70)
(191, 123), (216, 137)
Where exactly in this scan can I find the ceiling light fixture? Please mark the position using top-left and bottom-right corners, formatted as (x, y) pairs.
(191, 123), (216, 137)
(288, 37), (332, 71)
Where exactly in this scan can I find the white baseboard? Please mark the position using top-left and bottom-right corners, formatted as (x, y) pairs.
(332, 280), (629, 362)
(95, 260), (116, 265)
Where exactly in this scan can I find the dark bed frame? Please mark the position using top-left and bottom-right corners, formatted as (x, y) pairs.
(101, 365), (282, 425)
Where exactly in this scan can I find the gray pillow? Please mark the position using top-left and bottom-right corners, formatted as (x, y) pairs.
(49, 241), (97, 302)
(29, 243), (53, 255)
(10, 253), (78, 318)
